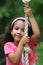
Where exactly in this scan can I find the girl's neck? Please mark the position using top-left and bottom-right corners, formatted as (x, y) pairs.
(14, 41), (19, 46)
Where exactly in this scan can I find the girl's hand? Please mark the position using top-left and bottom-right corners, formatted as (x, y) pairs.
(20, 35), (30, 46)
(24, 4), (33, 18)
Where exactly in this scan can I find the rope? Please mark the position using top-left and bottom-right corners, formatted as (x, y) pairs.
(24, 14), (31, 65)
(22, 0), (31, 65)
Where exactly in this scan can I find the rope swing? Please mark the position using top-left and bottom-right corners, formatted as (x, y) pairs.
(22, 0), (31, 65)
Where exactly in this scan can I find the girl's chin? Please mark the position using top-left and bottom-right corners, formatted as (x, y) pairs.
(15, 39), (21, 42)
(14, 37), (22, 42)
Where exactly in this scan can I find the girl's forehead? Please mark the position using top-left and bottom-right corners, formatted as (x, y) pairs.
(13, 20), (25, 28)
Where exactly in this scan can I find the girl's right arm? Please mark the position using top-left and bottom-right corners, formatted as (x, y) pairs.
(7, 35), (29, 65)
(7, 42), (24, 65)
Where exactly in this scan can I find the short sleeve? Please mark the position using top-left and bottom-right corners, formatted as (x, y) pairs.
(4, 42), (17, 55)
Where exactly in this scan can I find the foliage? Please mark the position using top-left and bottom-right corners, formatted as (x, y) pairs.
(35, 42), (43, 65)
(0, 0), (43, 18)
(0, 1), (43, 65)
(0, 0), (43, 40)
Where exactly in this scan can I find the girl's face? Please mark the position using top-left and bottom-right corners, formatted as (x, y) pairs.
(11, 20), (25, 42)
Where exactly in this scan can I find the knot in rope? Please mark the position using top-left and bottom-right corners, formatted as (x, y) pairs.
(22, 0), (31, 4)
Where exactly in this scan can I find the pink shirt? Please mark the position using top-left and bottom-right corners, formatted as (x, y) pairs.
(4, 39), (38, 65)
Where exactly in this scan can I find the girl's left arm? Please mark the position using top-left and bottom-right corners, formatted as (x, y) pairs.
(24, 4), (40, 46)
(29, 15), (40, 46)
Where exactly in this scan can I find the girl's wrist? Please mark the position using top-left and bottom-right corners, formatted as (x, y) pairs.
(29, 14), (34, 19)
(29, 13), (34, 18)
(19, 41), (25, 48)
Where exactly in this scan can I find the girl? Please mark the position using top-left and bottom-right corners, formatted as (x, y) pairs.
(4, 4), (40, 65)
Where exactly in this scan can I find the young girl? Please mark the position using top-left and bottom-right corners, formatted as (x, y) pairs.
(4, 4), (40, 65)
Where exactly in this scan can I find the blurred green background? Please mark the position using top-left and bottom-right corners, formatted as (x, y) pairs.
(0, 0), (43, 65)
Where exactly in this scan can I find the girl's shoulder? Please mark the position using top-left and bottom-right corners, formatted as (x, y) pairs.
(4, 42), (14, 46)
(4, 42), (17, 52)
(4, 42), (17, 54)
(4, 42), (16, 49)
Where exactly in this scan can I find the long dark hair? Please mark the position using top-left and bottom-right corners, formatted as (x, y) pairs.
(4, 18), (15, 43)
(3, 17), (33, 43)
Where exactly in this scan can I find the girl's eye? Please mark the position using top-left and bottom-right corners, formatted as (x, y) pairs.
(15, 27), (19, 30)
(14, 27), (24, 32)
(22, 29), (24, 32)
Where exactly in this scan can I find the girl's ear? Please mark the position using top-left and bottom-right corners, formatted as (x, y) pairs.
(11, 30), (13, 36)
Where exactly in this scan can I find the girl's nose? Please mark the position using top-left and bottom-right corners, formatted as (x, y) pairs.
(18, 29), (21, 34)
